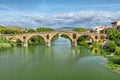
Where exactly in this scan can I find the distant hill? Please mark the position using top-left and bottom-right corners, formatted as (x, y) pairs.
(6, 26), (26, 31)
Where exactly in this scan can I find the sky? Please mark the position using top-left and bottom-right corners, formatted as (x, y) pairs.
(0, 0), (120, 28)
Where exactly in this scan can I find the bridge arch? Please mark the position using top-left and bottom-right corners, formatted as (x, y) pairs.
(50, 32), (73, 42)
(77, 34), (95, 43)
(26, 34), (46, 45)
(8, 36), (23, 45)
(9, 36), (23, 42)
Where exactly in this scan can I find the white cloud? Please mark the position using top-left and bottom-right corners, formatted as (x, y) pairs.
(0, 11), (120, 28)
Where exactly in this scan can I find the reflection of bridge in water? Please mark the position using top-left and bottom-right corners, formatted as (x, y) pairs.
(0, 31), (107, 46)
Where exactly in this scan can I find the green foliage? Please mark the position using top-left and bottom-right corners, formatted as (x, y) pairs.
(106, 40), (116, 52)
(0, 26), (54, 34)
(77, 35), (91, 45)
(106, 28), (120, 71)
(107, 28), (120, 40)
(73, 28), (87, 32)
(28, 35), (45, 45)
(0, 28), (22, 34)
(115, 46), (120, 55)
(0, 37), (13, 50)
(16, 39), (22, 45)
(0, 43), (12, 50)
(109, 56), (120, 65)
(0, 37), (11, 43)
(107, 28), (120, 55)
(77, 36), (86, 42)
(92, 42), (101, 48)
(114, 39), (120, 46)
(27, 28), (35, 33)
(36, 27), (54, 32)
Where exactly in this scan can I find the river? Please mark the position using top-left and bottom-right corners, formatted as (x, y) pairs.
(0, 36), (120, 80)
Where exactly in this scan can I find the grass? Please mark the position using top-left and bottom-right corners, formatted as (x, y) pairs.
(0, 43), (12, 50)
(0, 37), (13, 51)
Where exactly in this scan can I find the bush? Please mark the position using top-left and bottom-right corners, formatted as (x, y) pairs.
(27, 28), (35, 33)
(0, 43), (12, 50)
(115, 46), (120, 55)
(73, 28), (87, 32)
(109, 56), (120, 65)
(106, 41), (116, 52)
(115, 39), (120, 46)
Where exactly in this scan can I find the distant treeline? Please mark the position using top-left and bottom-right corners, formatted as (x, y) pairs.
(72, 28), (88, 32)
(0, 26), (54, 34)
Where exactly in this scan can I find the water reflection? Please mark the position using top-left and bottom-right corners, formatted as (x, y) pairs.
(0, 37), (120, 80)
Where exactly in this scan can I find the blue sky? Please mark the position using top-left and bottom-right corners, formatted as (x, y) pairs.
(0, 0), (120, 28)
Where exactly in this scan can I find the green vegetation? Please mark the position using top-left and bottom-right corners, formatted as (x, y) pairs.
(77, 35), (92, 46)
(107, 56), (120, 73)
(91, 42), (106, 56)
(0, 37), (13, 50)
(73, 28), (87, 32)
(36, 27), (54, 32)
(105, 28), (120, 73)
(0, 26), (26, 34)
(28, 35), (45, 45)
(0, 26), (54, 34)
(27, 28), (35, 33)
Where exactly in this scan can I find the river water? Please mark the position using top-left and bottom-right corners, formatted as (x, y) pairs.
(0, 37), (120, 80)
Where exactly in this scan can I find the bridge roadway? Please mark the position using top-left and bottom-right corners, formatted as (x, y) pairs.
(0, 31), (107, 46)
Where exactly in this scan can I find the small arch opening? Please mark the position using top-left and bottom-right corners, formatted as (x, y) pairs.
(46, 35), (49, 39)
(73, 33), (76, 39)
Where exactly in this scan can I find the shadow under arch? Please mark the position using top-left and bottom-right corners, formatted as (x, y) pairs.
(77, 35), (94, 45)
(9, 37), (23, 45)
(27, 35), (46, 45)
(9, 37), (22, 41)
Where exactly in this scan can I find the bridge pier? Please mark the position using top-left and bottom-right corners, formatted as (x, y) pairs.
(46, 40), (51, 46)
(23, 40), (28, 46)
(72, 39), (77, 46)
(23, 43), (28, 46)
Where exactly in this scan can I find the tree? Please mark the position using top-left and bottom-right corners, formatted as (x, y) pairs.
(16, 39), (22, 45)
(28, 35), (45, 45)
(36, 27), (54, 32)
(115, 46), (120, 55)
(27, 28), (35, 33)
(73, 28), (87, 32)
(115, 39), (120, 46)
(107, 28), (120, 40)
(106, 40), (116, 52)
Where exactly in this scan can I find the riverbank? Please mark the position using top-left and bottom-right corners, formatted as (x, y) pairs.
(107, 62), (120, 74)
(89, 42), (120, 74)
(106, 55), (120, 74)
(0, 37), (13, 51)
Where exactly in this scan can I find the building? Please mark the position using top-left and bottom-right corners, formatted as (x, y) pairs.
(92, 26), (111, 34)
(111, 21), (120, 31)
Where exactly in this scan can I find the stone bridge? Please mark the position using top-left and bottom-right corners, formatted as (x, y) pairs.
(0, 31), (107, 46)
